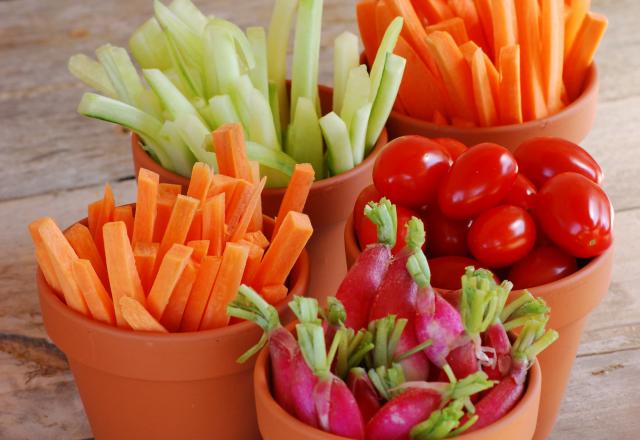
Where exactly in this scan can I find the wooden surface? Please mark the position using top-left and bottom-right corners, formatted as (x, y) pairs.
(0, 0), (638, 438)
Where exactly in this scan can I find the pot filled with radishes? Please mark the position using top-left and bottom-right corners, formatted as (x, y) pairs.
(345, 135), (614, 439)
(235, 205), (556, 439)
(68, 0), (408, 300)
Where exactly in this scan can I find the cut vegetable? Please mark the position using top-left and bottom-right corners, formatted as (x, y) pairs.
(320, 112), (355, 175)
(247, 26), (270, 101)
(356, 0), (380, 65)
(541, 0), (565, 113)
(132, 168), (159, 246)
(161, 260), (198, 331)
(470, 48), (499, 127)
(274, 163), (315, 237)
(260, 284), (289, 305)
(68, 54), (117, 98)
(186, 162), (213, 206)
(95, 44), (144, 107)
(72, 259), (116, 325)
(147, 244), (193, 319)
(202, 193), (226, 256)
(134, 241), (159, 294)
(112, 205), (134, 241)
(490, 0), (519, 62)
(333, 32), (361, 114)
(564, 0), (590, 59)
(95, 184), (115, 259)
(425, 18), (470, 45)
(286, 98), (325, 177)
(186, 239), (209, 263)
(498, 45), (524, 125)
(154, 183), (181, 242)
(120, 296), (168, 332)
(229, 178), (267, 242)
(241, 241), (265, 286)
(155, 194), (199, 275)
(64, 223), (109, 290)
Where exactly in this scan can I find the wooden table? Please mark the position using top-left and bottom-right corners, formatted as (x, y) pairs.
(1, 0), (638, 438)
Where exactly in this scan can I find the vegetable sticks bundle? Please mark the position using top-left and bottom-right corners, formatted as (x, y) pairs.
(356, 0), (607, 127)
(30, 123), (314, 333)
(69, 0), (407, 184)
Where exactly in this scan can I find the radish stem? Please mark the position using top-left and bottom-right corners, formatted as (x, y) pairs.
(363, 198), (398, 247)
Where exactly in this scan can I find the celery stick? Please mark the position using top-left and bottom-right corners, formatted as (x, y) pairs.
(164, 31), (203, 97)
(163, 67), (192, 98)
(267, 0), (298, 132)
(350, 103), (372, 165)
(248, 88), (281, 151)
(246, 141), (296, 187)
(159, 120), (197, 176)
(202, 23), (219, 98)
(205, 22), (241, 96)
(209, 18), (256, 71)
(290, 0), (323, 119)
(268, 81), (283, 144)
(369, 16), (403, 101)
(332, 31), (360, 113)
(95, 44), (144, 107)
(175, 113), (218, 169)
(319, 112), (355, 174)
(68, 54), (117, 98)
(229, 75), (254, 136)
(169, 0), (207, 34)
(247, 27), (269, 101)
(287, 97), (324, 176)
(137, 88), (164, 120)
(366, 53), (406, 151)
(339, 65), (371, 132)
(209, 95), (242, 128)
(191, 96), (215, 129)
(154, 0), (203, 69)
(129, 18), (172, 70)
(143, 68), (204, 124)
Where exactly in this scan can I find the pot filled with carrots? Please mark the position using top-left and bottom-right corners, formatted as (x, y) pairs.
(30, 131), (314, 439)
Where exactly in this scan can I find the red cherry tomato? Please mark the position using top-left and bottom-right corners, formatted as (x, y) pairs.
(429, 256), (499, 290)
(373, 136), (453, 208)
(432, 137), (468, 160)
(507, 245), (578, 289)
(533, 172), (613, 258)
(468, 205), (537, 268)
(422, 207), (470, 257)
(504, 174), (537, 210)
(438, 143), (518, 219)
(357, 204), (421, 254)
(513, 137), (603, 187)
(353, 184), (382, 232)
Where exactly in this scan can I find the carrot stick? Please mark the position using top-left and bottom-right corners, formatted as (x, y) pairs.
(133, 241), (158, 295)
(470, 48), (499, 126)
(498, 44), (524, 125)
(103, 221), (146, 326)
(490, 0), (518, 62)
(252, 211), (313, 289)
(181, 256), (222, 332)
(147, 244), (193, 320)
(260, 284), (289, 305)
(448, 0), (489, 53)
(95, 184), (115, 257)
(72, 259), (116, 325)
(411, 0), (454, 24)
(119, 297), (168, 333)
(185, 209), (203, 242)
(132, 169), (159, 246)
(161, 260), (199, 332)
(113, 205), (134, 241)
(212, 123), (252, 181)
(460, 42), (500, 110)
(87, 200), (101, 240)
(202, 193), (226, 256)
(244, 230), (270, 249)
(432, 110), (448, 125)
(34, 246), (62, 297)
(376, 0), (396, 45)
(154, 184), (181, 242)
(229, 177), (267, 242)
(225, 179), (253, 234)
(541, 0), (565, 114)
(274, 163), (315, 237)
(200, 242), (250, 329)
(564, 0), (590, 59)
(563, 12), (606, 100)
(208, 174), (239, 211)
(186, 162), (213, 206)
(426, 17), (470, 45)
(154, 194), (199, 275)
(247, 160), (264, 232)
(64, 223), (109, 290)
(240, 240), (265, 286)
(451, 117), (476, 127)
(187, 240), (210, 263)
(473, 0), (495, 59)
(357, 0), (381, 64)
(34, 218), (88, 313)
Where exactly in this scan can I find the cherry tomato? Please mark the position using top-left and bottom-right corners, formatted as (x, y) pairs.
(468, 205), (537, 268)
(513, 137), (603, 188)
(533, 172), (613, 258)
(429, 256), (499, 290)
(504, 174), (537, 210)
(432, 137), (468, 160)
(422, 207), (470, 257)
(507, 245), (578, 289)
(357, 204), (421, 254)
(353, 185), (382, 233)
(438, 143), (518, 219)
(373, 136), (453, 208)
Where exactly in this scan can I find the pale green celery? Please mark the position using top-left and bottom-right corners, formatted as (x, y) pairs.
(246, 27), (269, 101)
(339, 65), (371, 132)
(209, 95), (242, 128)
(319, 112), (355, 174)
(267, 0), (298, 132)
(366, 53), (406, 151)
(209, 18), (255, 71)
(137, 88), (164, 120)
(164, 32), (203, 97)
(246, 141), (296, 188)
(143, 68), (205, 124)
(287, 97), (324, 176)
(77, 92), (173, 170)
(205, 23), (241, 96)
(163, 67), (192, 99)
(290, 0), (323, 119)
(191, 96), (215, 129)
(158, 120), (197, 176)
(68, 54), (117, 98)
(128, 18), (172, 70)
(175, 114), (218, 169)
(332, 31), (360, 113)
(268, 81), (283, 144)
(202, 23), (219, 98)
(95, 44), (144, 107)
(350, 103), (372, 165)
(247, 88), (281, 151)
(368, 16), (403, 101)
(168, 0), (207, 34)
(154, 0), (203, 69)
(229, 75), (255, 136)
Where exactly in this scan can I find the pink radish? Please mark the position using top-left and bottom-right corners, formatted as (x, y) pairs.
(347, 368), (381, 423)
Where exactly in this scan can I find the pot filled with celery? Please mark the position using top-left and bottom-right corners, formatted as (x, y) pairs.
(69, 0), (407, 299)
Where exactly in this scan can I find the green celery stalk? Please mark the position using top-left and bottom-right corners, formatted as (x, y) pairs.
(174, 113), (218, 169)
(191, 96), (215, 129)
(229, 75), (255, 137)
(287, 97), (324, 176)
(137, 88), (165, 120)
(368, 16), (403, 101)
(268, 81), (283, 144)
(162, 67), (192, 99)
(290, 0), (323, 119)
(159, 120), (198, 176)
(247, 87), (281, 151)
(209, 18), (256, 71)
(95, 44), (145, 107)
(350, 102), (372, 165)
(129, 18), (172, 70)
(209, 94), (242, 128)
(246, 141), (296, 188)
(366, 53), (406, 151)
(164, 31), (203, 97)
(267, 0), (298, 133)
(205, 22), (241, 96)
(319, 112), (355, 174)
(246, 26), (269, 102)
(332, 31), (360, 114)
(143, 68), (205, 124)
(339, 65), (371, 132)
(68, 54), (117, 98)
(154, 0), (203, 69)
(168, 0), (207, 34)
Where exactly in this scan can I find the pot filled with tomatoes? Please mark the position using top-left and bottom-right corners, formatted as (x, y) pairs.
(344, 135), (614, 440)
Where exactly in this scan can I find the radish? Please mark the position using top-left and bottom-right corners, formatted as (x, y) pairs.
(321, 296), (347, 344)
(337, 198), (397, 330)
(347, 367), (381, 423)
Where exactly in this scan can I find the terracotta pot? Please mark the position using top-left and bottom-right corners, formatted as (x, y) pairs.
(132, 85), (389, 303)
(37, 212), (309, 440)
(344, 214), (613, 438)
(254, 333), (541, 439)
(385, 64), (598, 150)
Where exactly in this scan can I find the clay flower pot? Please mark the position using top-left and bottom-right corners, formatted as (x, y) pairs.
(254, 336), (541, 439)
(344, 214), (613, 439)
(37, 212), (309, 440)
(385, 64), (598, 150)
(132, 84), (389, 303)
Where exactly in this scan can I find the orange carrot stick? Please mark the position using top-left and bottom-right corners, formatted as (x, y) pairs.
(95, 184), (115, 257)
(498, 44), (524, 125)
(147, 244), (193, 319)
(161, 260), (199, 332)
(470, 48), (499, 126)
(376, 0), (396, 44)
(448, 0), (489, 52)
(229, 177), (267, 242)
(244, 230), (270, 249)
(132, 169), (159, 246)
(187, 240), (210, 263)
(252, 211), (313, 289)
(181, 256), (222, 332)
(426, 17), (470, 45)
(274, 163), (315, 237)
(564, 13), (606, 100)
(113, 205), (134, 241)
(432, 110), (448, 125)
(247, 160), (264, 232)
(357, 0), (381, 64)
(133, 241), (158, 295)
(207, 174), (239, 200)
(240, 240), (265, 286)
(87, 200), (101, 240)
(490, 0), (518, 62)
(103, 221), (146, 326)
(119, 296), (168, 333)
(186, 209), (203, 242)
(541, 0), (565, 114)
(411, 0), (454, 24)
(473, 0), (495, 59)
(29, 218), (62, 295)
(225, 179), (253, 233)
(153, 183), (181, 242)
(72, 259), (116, 325)
(200, 242), (250, 329)
(564, 0), (590, 59)
(460, 42), (501, 110)
(202, 193), (226, 256)
(187, 162), (213, 206)
(64, 223), (109, 290)
(212, 123), (252, 181)
(154, 194), (199, 274)
(260, 284), (289, 305)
